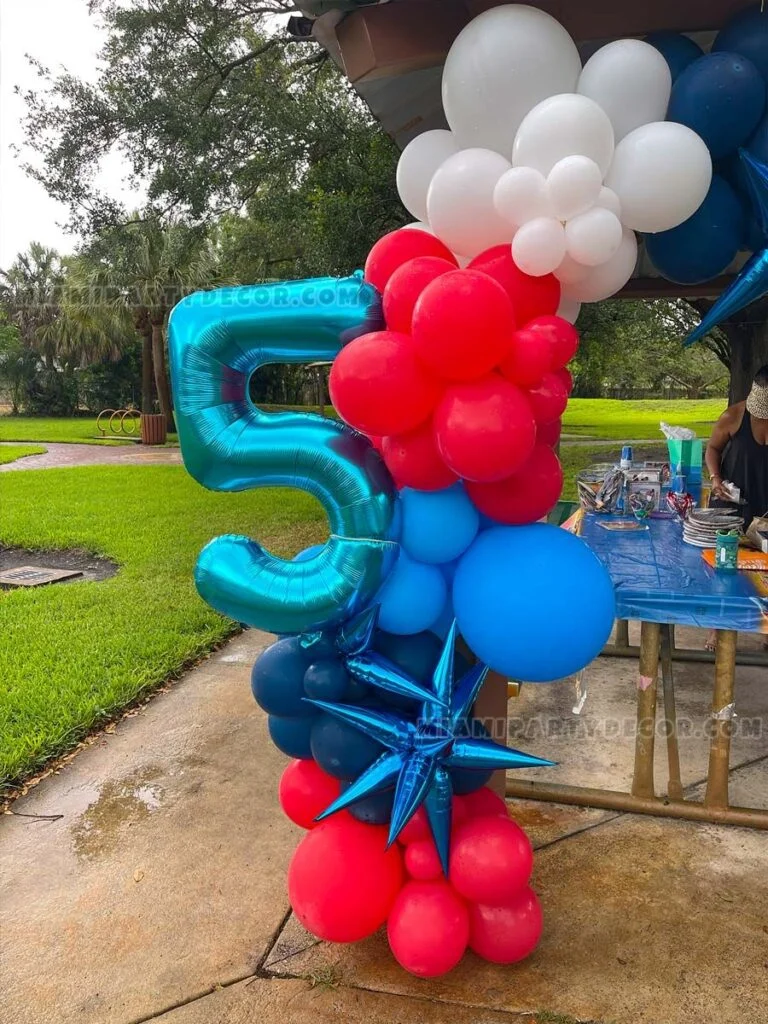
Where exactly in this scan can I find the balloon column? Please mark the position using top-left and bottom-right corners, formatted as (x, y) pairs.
(164, 1), (745, 980)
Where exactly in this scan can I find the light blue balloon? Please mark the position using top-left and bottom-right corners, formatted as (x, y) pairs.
(400, 484), (479, 564)
(453, 525), (615, 682)
(168, 274), (399, 635)
(375, 551), (447, 635)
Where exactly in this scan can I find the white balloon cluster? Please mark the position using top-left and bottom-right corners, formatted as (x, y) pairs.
(396, 4), (714, 312)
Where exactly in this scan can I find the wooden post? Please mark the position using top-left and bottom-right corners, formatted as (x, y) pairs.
(705, 629), (737, 809)
(473, 669), (509, 797)
(631, 621), (660, 799)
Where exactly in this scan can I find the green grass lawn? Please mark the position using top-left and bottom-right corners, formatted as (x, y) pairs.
(0, 417), (136, 445)
(562, 398), (725, 440)
(0, 465), (327, 788)
(0, 444), (46, 466)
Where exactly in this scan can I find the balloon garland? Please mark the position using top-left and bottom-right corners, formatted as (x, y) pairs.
(169, 0), (768, 979)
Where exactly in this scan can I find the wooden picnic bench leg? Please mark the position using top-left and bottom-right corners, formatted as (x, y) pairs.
(704, 629), (737, 810)
(631, 621), (660, 799)
(615, 619), (630, 647)
(659, 623), (684, 801)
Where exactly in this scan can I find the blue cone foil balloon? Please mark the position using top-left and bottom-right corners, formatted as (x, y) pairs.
(168, 274), (398, 635)
(714, 5), (768, 82)
(453, 525), (615, 682)
(645, 31), (703, 83)
(668, 52), (766, 160)
(645, 176), (745, 284)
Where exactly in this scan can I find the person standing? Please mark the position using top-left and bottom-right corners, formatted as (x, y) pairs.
(706, 364), (768, 529)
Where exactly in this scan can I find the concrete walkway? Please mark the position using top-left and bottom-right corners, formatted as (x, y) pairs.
(2, 625), (767, 1024)
(0, 441), (181, 472)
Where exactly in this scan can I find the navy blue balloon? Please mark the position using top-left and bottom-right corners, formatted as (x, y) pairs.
(645, 31), (703, 82)
(251, 637), (315, 717)
(374, 629), (443, 684)
(268, 715), (314, 758)
(645, 175), (745, 284)
(448, 719), (494, 795)
(714, 5), (768, 82)
(341, 782), (394, 824)
(453, 525), (615, 682)
(303, 658), (351, 701)
(310, 712), (384, 780)
(748, 109), (768, 166)
(668, 52), (766, 159)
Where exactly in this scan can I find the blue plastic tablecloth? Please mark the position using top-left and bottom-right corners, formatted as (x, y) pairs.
(580, 515), (768, 632)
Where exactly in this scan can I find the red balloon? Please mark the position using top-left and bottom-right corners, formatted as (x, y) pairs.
(468, 886), (543, 964)
(381, 422), (458, 492)
(469, 246), (560, 325)
(526, 372), (569, 425)
(465, 443), (563, 525)
(383, 256), (457, 334)
(411, 270), (516, 381)
(365, 228), (457, 293)
(536, 417), (562, 448)
(553, 366), (574, 395)
(329, 331), (441, 436)
(455, 786), (509, 820)
(288, 814), (404, 943)
(387, 881), (469, 977)
(499, 326), (553, 389)
(278, 759), (341, 830)
(524, 314), (579, 369)
(449, 816), (533, 905)
(397, 806), (431, 846)
(405, 839), (444, 881)
(434, 374), (536, 483)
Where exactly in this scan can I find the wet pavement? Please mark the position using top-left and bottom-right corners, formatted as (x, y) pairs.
(2, 626), (766, 1024)
(0, 441), (181, 471)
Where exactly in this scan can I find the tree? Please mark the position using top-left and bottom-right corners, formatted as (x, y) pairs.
(0, 315), (36, 415)
(71, 218), (222, 428)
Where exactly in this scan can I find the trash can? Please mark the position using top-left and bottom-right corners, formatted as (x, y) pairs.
(140, 413), (167, 445)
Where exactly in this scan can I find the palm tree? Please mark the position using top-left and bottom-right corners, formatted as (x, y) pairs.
(0, 243), (64, 369)
(73, 218), (222, 430)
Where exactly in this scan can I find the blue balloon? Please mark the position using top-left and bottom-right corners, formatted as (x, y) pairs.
(251, 638), (315, 717)
(310, 712), (384, 780)
(293, 544), (324, 563)
(341, 782), (394, 824)
(645, 31), (703, 82)
(453, 525), (615, 682)
(714, 5), (768, 82)
(168, 274), (399, 636)
(303, 658), (350, 701)
(747, 109), (768, 165)
(268, 715), (314, 758)
(375, 550), (447, 635)
(668, 52), (766, 159)
(645, 176), (745, 284)
(374, 629), (443, 684)
(399, 485), (479, 565)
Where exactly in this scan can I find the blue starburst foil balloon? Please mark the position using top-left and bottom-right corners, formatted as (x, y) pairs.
(686, 150), (768, 346)
(306, 621), (555, 874)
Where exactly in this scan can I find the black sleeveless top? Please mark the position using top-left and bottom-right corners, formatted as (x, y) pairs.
(711, 410), (768, 527)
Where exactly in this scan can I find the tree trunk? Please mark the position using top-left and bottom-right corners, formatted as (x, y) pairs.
(726, 318), (768, 404)
(151, 319), (175, 432)
(140, 326), (154, 414)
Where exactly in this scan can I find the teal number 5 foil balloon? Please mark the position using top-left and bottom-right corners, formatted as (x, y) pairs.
(168, 274), (398, 635)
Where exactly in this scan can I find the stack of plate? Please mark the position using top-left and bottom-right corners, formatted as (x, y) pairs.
(682, 508), (744, 547)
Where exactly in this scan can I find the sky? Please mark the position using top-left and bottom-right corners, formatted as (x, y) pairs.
(0, 0), (121, 268)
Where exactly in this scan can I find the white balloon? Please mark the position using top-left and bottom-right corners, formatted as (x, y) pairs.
(555, 253), (591, 285)
(594, 186), (622, 219)
(512, 217), (566, 277)
(557, 296), (582, 324)
(566, 208), (624, 267)
(403, 221), (433, 232)
(578, 40), (672, 143)
(426, 148), (513, 258)
(396, 130), (460, 223)
(606, 122), (712, 233)
(561, 228), (638, 302)
(494, 166), (553, 226)
(547, 156), (603, 221)
(441, 5), (581, 158)
(513, 94), (615, 177)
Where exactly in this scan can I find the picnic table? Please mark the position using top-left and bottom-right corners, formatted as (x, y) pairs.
(504, 514), (768, 829)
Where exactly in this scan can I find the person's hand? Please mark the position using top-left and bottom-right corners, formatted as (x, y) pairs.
(710, 476), (730, 500)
